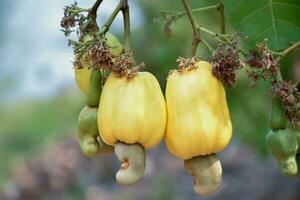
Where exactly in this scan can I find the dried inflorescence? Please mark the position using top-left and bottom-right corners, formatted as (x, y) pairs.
(112, 52), (145, 80)
(176, 57), (199, 73)
(210, 38), (244, 87)
(245, 41), (300, 125)
(127, 63), (145, 80)
(87, 40), (114, 71)
(73, 56), (83, 69)
(111, 53), (133, 78)
(246, 41), (278, 86)
(74, 37), (143, 80)
(272, 80), (300, 125)
(61, 2), (87, 36)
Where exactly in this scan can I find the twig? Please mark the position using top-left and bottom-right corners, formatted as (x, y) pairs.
(121, 0), (131, 52)
(161, 5), (219, 18)
(201, 37), (214, 53)
(197, 26), (227, 40)
(89, 0), (103, 20)
(218, 0), (225, 34)
(181, 0), (201, 57)
(274, 41), (300, 83)
(276, 41), (300, 62)
(81, 0), (103, 36)
(269, 50), (282, 55)
(101, 0), (127, 34)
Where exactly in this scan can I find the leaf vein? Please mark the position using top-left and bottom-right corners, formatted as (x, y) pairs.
(273, 2), (300, 9)
(276, 19), (300, 31)
(241, 4), (268, 24)
(229, 0), (246, 17)
(250, 26), (273, 41)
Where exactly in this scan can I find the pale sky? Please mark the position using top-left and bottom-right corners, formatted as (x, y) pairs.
(1, 0), (144, 101)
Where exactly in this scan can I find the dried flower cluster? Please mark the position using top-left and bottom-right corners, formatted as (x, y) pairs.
(112, 52), (144, 80)
(87, 40), (114, 71)
(210, 38), (244, 87)
(246, 41), (278, 86)
(61, 2), (86, 36)
(74, 56), (84, 69)
(272, 80), (300, 125)
(73, 36), (143, 80)
(111, 53), (131, 78)
(127, 63), (145, 80)
(244, 41), (300, 125)
(176, 57), (199, 73)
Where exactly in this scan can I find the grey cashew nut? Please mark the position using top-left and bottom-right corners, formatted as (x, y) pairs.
(184, 154), (222, 196)
(114, 142), (146, 185)
(78, 106), (113, 156)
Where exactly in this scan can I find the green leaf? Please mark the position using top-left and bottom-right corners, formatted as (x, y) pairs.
(224, 0), (300, 50)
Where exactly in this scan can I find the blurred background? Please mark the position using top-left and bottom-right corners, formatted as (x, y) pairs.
(0, 0), (299, 200)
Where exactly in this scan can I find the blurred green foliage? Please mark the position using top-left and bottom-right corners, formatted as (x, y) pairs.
(0, 90), (84, 185)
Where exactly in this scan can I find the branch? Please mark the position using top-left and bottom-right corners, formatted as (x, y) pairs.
(202, 37), (214, 53)
(89, 0), (103, 20)
(181, 0), (201, 57)
(121, 0), (131, 52)
(197, 26), (228, 40)
(101, 0), (126, 34)
(274, 41), (300, 82)
(160, 5), (219, 19)
(277, 41), (300, 62)
(81, 0), (103, 34)
(218, 0), (225, 34)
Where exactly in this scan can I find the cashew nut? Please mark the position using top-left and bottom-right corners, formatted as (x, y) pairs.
(78, 106), (113, 156)
(184, 154), (222, 196)
(279, 156), (297, 177)
(114, 142), (146, 185)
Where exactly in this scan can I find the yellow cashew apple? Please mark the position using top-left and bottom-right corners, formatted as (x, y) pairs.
(98, 72), (167, 148)
(165, 60), (232, 159)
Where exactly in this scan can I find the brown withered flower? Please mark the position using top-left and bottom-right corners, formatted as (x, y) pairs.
(127, 62), (145, 80)
(272, 80), (300, 125)
(246, 41), (278, 86)
(210, 38), (244, 87)
(176, 57), (199, 73)
(111, 52), (134, 78)
(61, 2), (86, 36)
(87, 40), (114, 71)
(111, 52), (145, 80)
(73, 56), (83, 69)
